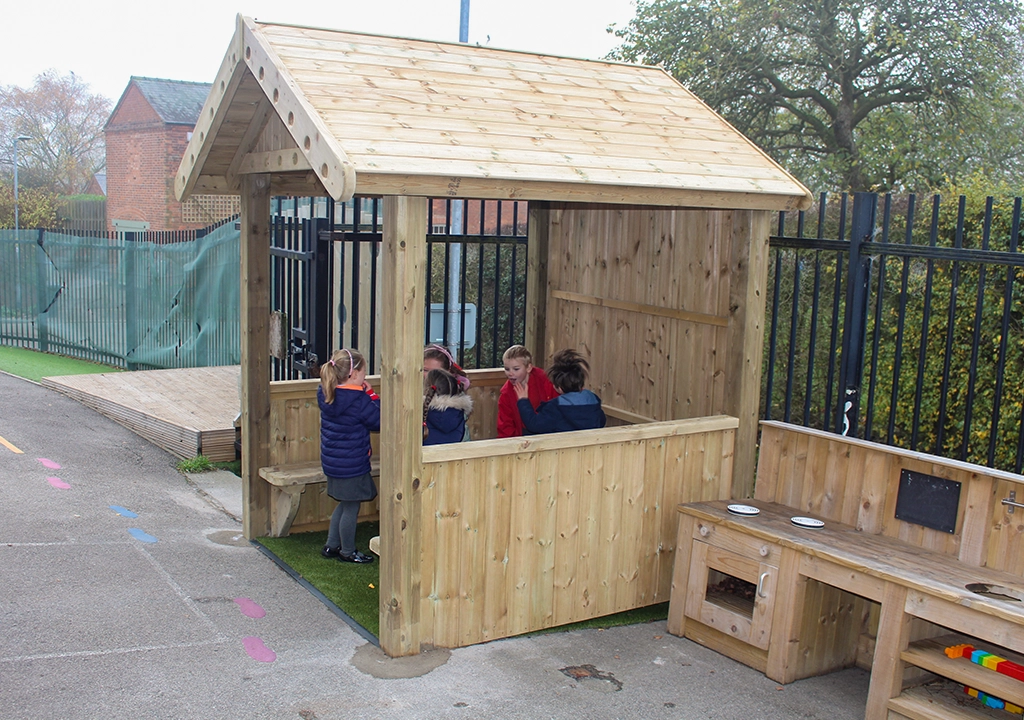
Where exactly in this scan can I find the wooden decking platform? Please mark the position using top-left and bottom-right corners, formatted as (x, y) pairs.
(41, 366), (240, 462)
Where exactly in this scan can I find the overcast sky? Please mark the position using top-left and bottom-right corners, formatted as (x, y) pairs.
(5, 0), (640, 102)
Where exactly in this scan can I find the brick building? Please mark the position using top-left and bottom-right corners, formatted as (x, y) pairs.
(105, 77), (239, 232)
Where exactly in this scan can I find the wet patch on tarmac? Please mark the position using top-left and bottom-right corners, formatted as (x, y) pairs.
(205, 529), (250, 547)
(351, 642), (451, 678)
(560, 664), (623, 692)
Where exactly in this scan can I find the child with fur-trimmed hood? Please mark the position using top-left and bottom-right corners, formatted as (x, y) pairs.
(423, 368), (473, 445)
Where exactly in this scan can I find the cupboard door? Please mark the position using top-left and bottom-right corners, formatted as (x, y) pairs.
(685, 539), (778, 650)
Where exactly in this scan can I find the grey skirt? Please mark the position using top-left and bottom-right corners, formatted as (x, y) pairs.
(326, 471), (378, 503)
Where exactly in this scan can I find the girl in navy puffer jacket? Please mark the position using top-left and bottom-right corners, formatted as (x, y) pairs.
(423, 369), (473, 445)
(318, 348), (380, 564)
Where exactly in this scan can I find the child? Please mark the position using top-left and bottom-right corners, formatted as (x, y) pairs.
(318, 348), (379, 564)
(423, 344), (471, 391)
(515, 349), (606, 434)
(423, 368), (473, 445)
(497, 344), (558, 438)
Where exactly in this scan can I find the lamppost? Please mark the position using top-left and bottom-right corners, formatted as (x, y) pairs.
(13, 135), (31, 241)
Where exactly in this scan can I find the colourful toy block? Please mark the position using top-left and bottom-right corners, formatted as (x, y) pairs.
(983, 654), (1005, 670)
(1002, 663), (1024, 683)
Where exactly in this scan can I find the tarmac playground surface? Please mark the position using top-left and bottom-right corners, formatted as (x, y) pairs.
(0, 371), (871, 719)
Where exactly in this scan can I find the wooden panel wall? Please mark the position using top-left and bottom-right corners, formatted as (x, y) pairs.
(540, 204), (769, 496)
(416, 416), (738, 648)
(754, 421), (1024, 574)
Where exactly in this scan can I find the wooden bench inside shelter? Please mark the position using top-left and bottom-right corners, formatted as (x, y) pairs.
(668, 420), (1024, 720)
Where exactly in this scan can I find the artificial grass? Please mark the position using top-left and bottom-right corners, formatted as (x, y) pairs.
(256, 523), (381, 637)
(255, 523), (669, 641)
(0, 346), (120, 383)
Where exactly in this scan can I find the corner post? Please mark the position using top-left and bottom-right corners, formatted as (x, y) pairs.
(725, 209), (771, 498)
(240, 174), (272, 539)
(380, 195), (428, 656)
(524, 202), (550, 362)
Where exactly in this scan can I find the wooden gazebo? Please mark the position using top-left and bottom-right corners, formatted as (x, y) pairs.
(177, 15), (812, 657)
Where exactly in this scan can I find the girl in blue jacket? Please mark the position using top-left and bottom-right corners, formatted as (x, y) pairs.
(423, 369), (473, 445)
(318, 348), (380, 564)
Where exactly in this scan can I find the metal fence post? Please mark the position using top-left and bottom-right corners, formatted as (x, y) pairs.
(34, 229), (48, 354)
(124, 233), (139, 371)
(834, 192), (877, 436)
(309, 217), (332, 370)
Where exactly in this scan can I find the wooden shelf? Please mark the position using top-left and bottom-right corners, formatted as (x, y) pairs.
(889, 683), (1016, 719)
(901, 634), (1024, 708)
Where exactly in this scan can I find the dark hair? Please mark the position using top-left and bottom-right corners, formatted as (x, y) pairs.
(547, 349), (589, 394)
(423, 344), (470, 386)
(422, 368), (463, 436)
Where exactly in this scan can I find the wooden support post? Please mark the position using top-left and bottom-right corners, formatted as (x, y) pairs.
(379, 195), (428, 657)
(724, 209), (771, 498)
(525, 202), (550, 363)
(240, 174), (272, 539)
(864, 583), (910, 720)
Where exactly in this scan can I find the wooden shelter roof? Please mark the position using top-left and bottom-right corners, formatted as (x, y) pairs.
(176, 15), (812, 210)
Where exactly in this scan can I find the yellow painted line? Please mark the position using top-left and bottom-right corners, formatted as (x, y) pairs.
(0, 435), (23, 454)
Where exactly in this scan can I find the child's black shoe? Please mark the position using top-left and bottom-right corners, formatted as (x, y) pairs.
(338, 550), (374, 564)
(321, 545), (342, 559)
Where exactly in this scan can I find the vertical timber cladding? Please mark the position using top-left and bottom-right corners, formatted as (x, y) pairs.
(546, 204), (732, 421)
(417, 418), (737, 648)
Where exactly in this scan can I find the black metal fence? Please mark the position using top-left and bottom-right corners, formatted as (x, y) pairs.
(268, 196), (529, 381)
(764, 192), (1024, 473)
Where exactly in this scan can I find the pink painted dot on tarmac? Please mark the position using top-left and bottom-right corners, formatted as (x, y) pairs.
(242, 636), (276, 662)
(38, 458), (62, 470)
(234, 598), (267, 619)
(47, 477), (71, 490)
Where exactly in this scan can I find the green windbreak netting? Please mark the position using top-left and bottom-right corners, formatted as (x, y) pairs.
(0, 224), (240, 369)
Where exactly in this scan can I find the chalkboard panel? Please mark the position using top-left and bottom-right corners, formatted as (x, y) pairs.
(894, 470), (961, 534)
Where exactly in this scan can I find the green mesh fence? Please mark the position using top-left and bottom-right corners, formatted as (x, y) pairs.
(0, 224), (240, 369)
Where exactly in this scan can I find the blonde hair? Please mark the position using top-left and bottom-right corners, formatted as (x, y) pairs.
(319, 348), (366, 404)
(502, 345), (533, 365)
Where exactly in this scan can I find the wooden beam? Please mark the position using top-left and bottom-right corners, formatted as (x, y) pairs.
(550, 289), (729, 328)
(724, 210), (771, 499)
(175, 16), (247, 201)
(352, 173), (813, 211)
(524, 202), (550, 362)
(226, 96), (275, 187)
(240, 174), (273, 539)
(236, 149), (313, 175)
(241, 17), (356, 201)
(379, 195), (429, 657)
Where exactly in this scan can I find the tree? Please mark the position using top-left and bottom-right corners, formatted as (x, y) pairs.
(0, 70), (111, 196)
(609, 0), (1024, 192)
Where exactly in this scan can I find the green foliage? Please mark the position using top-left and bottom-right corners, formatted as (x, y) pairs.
(0, 181), (59, 228)
(609, 0), (1024, 192)
(764, 185), (1024, 471)
(176, 455), (214, 473)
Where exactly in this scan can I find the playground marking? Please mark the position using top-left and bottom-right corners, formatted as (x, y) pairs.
(47, 477), (71, 490)
(128, 528), (158, 543)
(110, 505), (139, 518)
(242, 636), (276, 662)
(234, 598), (267, 619)
(37, 458), (61, 469)
(0, 435), (22, 453)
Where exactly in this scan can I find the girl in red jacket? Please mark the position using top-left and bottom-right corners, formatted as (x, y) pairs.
(497, 345), (558, 437)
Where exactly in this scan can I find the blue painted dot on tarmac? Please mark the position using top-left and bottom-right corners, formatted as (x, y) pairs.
(110, 505), (139, 518)
(128, 528), (158, 543)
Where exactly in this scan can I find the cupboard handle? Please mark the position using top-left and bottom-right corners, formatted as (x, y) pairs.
(757, 571), (769, 599)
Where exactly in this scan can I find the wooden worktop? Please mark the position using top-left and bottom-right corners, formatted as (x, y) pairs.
(680, 500), (1024, 628)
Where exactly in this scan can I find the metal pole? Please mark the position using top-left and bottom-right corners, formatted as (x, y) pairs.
(459, 0), (470, 43)
(13, 135), (31, 241)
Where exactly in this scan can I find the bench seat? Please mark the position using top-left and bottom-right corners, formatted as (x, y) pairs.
(258, 457), (380, 537)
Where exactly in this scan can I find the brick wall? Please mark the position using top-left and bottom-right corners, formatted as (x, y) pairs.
(105, 83), (237, 232)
